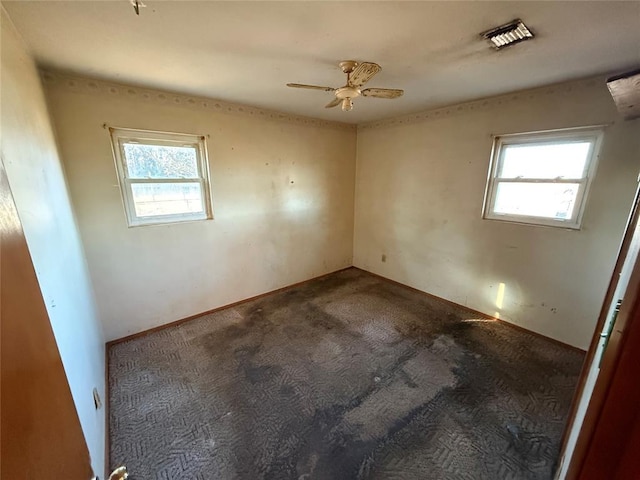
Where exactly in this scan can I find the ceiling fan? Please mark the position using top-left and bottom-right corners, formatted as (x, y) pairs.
(286, 60), (403, 111)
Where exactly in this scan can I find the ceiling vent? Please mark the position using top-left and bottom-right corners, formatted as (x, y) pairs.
(481, 19), (534, 50)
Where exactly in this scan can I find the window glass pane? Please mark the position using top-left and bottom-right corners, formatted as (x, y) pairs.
(499, 142), (591, 179)
(131, 182), (203, 217)
(123, 143), (198, 179)
(494, 182), (580, 220)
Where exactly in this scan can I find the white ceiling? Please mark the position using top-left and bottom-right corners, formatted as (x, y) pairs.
(4, 1), (640, 124)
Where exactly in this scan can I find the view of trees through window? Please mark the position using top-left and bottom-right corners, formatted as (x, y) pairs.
(123, 143), (199, 179)
(122, 142), (206, 219)
(111, 128), (212, 226)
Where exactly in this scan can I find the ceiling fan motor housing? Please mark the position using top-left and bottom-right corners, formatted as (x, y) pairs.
(336, 86), (361, 99)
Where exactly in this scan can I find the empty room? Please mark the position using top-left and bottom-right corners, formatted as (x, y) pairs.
(2, 1), (640, 479)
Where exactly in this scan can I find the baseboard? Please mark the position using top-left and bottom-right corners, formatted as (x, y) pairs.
(494, 316), (586, 354)
(106, 266), (355, 347)
(354, 267), (586, 354)
(106, 263), (588, 353)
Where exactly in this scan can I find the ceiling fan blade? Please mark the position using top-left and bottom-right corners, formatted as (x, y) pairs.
(287, 83), (335, 92)
(349, 62), (381, 87)
(325, 97), (342, 108)
(361, 88), (404, 99)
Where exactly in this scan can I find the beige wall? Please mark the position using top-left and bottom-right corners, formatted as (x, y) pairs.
(354, 77), (640, 350)
(44, 74), (356, 341)
(1, 10), (105, 476)
(42, 69), (638, 352)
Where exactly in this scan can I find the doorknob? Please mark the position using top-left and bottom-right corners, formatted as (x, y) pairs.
(109, 466), (128, 480)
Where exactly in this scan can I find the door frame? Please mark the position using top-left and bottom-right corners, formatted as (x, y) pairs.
(557, 183), (640, 478)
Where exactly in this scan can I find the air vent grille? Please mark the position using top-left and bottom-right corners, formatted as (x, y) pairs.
(481, 19), (534, 50)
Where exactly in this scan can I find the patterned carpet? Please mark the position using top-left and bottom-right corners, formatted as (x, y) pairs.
(109, 268), (584, 480)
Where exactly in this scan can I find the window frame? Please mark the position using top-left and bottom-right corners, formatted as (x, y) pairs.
(109, 127), (213, 227)
(482, 126), (604, 230)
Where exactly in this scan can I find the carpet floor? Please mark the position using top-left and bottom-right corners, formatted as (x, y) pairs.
(109, 268), (584, 480)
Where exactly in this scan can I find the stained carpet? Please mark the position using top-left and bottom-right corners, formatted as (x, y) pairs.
(109, 268), (584, 480)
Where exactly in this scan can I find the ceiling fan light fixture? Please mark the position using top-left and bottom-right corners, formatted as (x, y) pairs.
(481, 19), (534, 49)
(286, 61), (404, 112)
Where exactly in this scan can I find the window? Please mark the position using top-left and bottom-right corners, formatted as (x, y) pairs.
(109, 128), (213, 227)
(483, 127), (603, 229)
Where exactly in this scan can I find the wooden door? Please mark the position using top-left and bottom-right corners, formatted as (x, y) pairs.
(578, 269), (640, 478)
(0, 158), (93, 479)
